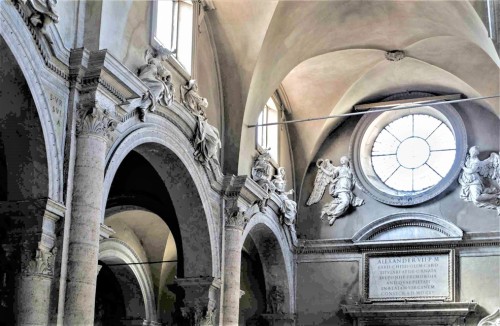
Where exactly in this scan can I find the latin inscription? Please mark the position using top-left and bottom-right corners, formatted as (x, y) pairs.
(368, 254), (449, 299)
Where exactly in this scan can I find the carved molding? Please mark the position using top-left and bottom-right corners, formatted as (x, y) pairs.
(76, 105), (117, 138)
(352, 213), (464, 243)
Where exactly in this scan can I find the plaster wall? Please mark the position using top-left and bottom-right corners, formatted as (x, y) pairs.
(296, 260), (359, 326)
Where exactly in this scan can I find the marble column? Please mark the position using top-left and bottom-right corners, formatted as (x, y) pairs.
(63, 105), (116, 325)
(222, 207), (248, 325)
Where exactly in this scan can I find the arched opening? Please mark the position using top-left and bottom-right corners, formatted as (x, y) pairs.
(0, 35), (50, 325)
(102, 138), (215, 324)
(240, 217), (295, 326)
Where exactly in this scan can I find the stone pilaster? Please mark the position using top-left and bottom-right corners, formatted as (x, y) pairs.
(63, 103), (116, 325)
(174, 276), (220, 326)
(13, 199), (64, 326)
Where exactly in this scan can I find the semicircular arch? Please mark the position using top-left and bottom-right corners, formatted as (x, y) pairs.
(99, 238), (157, 323)
(242, 213), (295, 314)
(103, 122), (219, 278)
(0, 7), (64, 202)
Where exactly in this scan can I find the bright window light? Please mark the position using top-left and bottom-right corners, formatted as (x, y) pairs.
(371, 114), (456, 192)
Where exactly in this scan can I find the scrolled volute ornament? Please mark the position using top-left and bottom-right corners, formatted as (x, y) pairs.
(307, 156), (364, 226)
(459, 146), (500, 215)
(76, 105), (117, 138)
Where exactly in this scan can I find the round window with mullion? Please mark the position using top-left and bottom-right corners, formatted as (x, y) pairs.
(350, 93), (467, 206)
(371, 114), (456, 192)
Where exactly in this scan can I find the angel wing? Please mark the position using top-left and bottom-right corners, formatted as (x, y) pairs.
(306, 159), (334, 206)
(479, 152), (500, 186)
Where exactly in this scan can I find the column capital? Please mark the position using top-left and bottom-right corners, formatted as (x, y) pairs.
(174, 276), (220, 326)
(76, 104), (117, 138)
(20, 246), (56, 278)
(224, 206), (248, 230)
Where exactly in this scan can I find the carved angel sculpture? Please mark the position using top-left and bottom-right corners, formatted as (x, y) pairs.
(458, 146), (500, 214)
(272, 167), (298, 243)
(251, 148), (275, 192)
(136, 48), (174, 121)
(307, 156), (364, 225)
(182, 80), (221, 165)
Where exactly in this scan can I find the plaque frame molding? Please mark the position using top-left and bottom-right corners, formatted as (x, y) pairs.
(362, 249), (455, 303)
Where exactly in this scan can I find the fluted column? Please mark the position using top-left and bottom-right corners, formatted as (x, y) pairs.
(222, 206), (248, 325)
(63, 105), (116, 325)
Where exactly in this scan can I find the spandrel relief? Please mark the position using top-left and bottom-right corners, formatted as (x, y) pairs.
(136, 47), (175, 121)
(272, 167), (297, 244)
(182, 80), (221, 166)
(459, 146), (500, 214)
(307, 156), (364, 226)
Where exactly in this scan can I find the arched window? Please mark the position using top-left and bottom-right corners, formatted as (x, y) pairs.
(257, 98), (279, 162)
(153, 0), (194, 74)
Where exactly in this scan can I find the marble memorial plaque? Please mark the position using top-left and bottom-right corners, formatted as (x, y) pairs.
(366, 252), (451, 301)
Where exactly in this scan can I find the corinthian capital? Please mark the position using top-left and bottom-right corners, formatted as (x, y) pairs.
(224, 206), (248, 230)
(76, 105), (117, 138)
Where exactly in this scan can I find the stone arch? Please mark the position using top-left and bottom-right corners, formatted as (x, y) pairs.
(242, 213), (295, 314)
(103, 123), (219, 278)
(99, 238), (158, 324)
(0, 5), (64, 202)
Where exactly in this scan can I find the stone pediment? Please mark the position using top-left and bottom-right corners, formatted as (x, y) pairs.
(352, 213), (463, 243)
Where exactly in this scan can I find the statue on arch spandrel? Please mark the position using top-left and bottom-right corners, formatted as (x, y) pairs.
(307, 156), (364, 226)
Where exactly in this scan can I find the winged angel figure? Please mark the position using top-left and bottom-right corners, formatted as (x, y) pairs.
(458, 146), (500, 214)
(306, 156), (364, 226)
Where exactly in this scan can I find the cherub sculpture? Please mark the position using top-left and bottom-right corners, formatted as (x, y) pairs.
(272, 167), (297, 242)
(458, 146), (500, 214)
(136, 47), (174, 121)
(307, 156), (364, 226)
(182, 80), (221, 165)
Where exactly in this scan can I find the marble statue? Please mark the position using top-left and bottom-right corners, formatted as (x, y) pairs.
(459, 146), (500, 214)
(267, 286), (284, 314)
(272, 167), (297, 242)
(136, 47), (175, 121)
(182, 80), (221, 165)
(478, 308), (500, 326)
(251, 148), (276, 192)
(307, 156), (364, 226)
(19, 0), (58, 42)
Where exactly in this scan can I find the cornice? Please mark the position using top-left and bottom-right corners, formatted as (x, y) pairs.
(297, 232), (500, 255)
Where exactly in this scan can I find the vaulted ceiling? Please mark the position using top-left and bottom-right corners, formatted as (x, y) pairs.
(206, 0), (500, 185)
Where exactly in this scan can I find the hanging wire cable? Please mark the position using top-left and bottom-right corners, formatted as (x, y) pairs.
(247, 94), (500, 128)
(103, 260), (178, 267)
